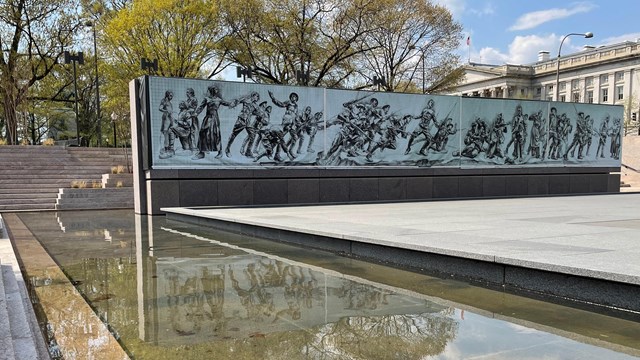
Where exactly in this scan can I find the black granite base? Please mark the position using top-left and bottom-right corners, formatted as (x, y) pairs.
(142, 167), (621, 215)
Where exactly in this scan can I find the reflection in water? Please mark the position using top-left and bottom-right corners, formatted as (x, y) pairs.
(153, 254), (454, 352)
(16, 210), (640, 360)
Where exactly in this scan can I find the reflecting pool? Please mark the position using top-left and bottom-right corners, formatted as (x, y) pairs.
(16, 210), (640, 359)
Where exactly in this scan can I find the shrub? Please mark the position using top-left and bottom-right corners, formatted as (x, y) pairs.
(111, 165), (126, 174)
(71, 180), (87, 189)
(116, 181), (123, 188)
(92, 180), (102, 189)
(43, 138), (55, 146)
(0, 138), (7, 145)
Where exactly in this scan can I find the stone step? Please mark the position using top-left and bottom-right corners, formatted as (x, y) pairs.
(0, 173), (108, 179)
(0, 188), (65, 195)
(0, 164), (121, 174)
(0, 178), (103, 185)
(55, 188), (134, 210)
(0, 188), (60, 194)
(0, 193), (58, 200)
(0, 159), (124, 164)
(0, 146), (133, 212)
(102, 174), (134, 188)
(0, 198), (59, 206)
(57, 188), (134, 199)
(0, 203), (56, 211)
(0, 147), (67, 153)
(0, 259), (17, 360)
(0, 170), (114, 176)
(1, 262), (40, 360)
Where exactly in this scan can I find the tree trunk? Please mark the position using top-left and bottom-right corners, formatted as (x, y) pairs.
(3, 91), (19, 145)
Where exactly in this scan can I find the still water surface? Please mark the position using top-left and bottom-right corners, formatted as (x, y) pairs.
(17, 210), (640, 359)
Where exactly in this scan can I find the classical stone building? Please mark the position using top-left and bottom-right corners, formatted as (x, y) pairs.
(450, 40), (640, 121)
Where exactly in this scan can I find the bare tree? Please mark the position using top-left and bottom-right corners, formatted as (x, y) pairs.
(0, 0), (79, 144)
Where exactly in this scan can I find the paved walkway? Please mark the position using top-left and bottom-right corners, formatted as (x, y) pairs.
(0, 215), (50, 360)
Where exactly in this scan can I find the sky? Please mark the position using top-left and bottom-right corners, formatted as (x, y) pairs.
(435, 0), (640, 65)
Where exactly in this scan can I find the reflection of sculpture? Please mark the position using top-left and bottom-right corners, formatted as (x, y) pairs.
(229, 263), (276, 322)
(337, 282), (391, 310)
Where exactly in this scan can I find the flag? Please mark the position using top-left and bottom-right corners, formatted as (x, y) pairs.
(466, 36), (471, 46)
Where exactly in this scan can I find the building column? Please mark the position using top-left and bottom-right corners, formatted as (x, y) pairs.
(607, 73), (615, 104)
(593, 75), (601, 103)
(624, 70), (633, 103)
(502, 86), (509, 98)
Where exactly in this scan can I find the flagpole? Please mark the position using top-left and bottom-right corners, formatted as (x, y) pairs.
(467, 36), (471, 63)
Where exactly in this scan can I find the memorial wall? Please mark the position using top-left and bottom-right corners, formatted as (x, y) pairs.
(131, 76), (623, 214)
(142, 76), (622, 169)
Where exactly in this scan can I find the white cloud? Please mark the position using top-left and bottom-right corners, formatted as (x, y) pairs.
(432, 0), (466, 18)
(597, 32), (640, 46)
(469, 2), (495, 17)
(473, 34), (559, 64)
(508, 34), (559, 63)
(509, 2), (596, 31)
(476, 47), (510, 64)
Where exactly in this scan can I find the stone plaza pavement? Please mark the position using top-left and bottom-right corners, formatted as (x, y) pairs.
(0, 216), (50, 360)
(164, 192), (640, 312)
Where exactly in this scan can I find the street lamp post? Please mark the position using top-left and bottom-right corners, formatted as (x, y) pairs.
(111, 112), (118, 148)
(86, 21), (102, 146)
(555, 32), (593, 101)
(64, 51), (84, 146)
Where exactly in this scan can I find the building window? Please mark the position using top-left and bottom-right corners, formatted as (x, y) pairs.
(560, 95), (566, 102)
(571, 79), (580, 90)
(587, 90), (593, 103)
(601, 74), (609, 84)
(559, 82), (566, 91)
(536, 87), (541, 95)
(601, 88), (608, 102)
(615, 71), (624, 82)
(617, 85), (624, 100)
(585, 77), (593, 87)
(572, 92), (580, 102)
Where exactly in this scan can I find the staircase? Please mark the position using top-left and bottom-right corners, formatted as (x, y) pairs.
(0, 146), (131, 212)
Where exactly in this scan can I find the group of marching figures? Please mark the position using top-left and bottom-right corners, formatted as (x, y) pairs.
(462, 105), (622, 163)
(157, 85), (621, 164)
